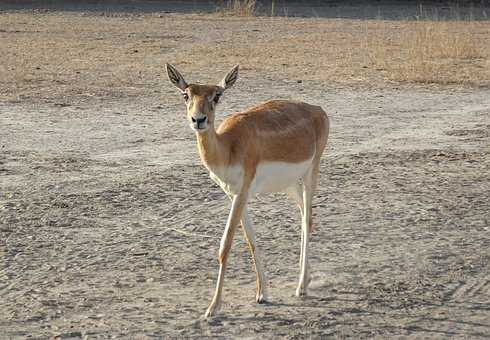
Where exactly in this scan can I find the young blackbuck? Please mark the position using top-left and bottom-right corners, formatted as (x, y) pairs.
(166, 64), (329, 317)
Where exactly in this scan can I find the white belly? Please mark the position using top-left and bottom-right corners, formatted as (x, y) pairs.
(208, 159), (312, 196)
(250, 159), (312, 194)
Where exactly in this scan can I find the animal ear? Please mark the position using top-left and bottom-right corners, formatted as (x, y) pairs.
(166, 63), (188, 91)
(219, 64), (239, 90)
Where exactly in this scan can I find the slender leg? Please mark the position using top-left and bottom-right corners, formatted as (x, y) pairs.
(205, 191), (248, 318)
(296, 170), (314, 297)
(241, 207), (268, 303)
(285, 182), (306, 272)
(286, 182), (304, 216)
(307, 159), (321, 234)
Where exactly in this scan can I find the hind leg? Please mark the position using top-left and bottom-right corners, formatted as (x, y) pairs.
(285, 181), (304, 217)
(241, 207), (268, 303)
(285, 181), (312, 296)
(285, 182), (305, 269)
(296, 175), (312, 297)
(296, 159), (321, 297)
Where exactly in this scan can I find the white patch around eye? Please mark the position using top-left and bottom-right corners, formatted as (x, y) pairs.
(181, 91), (190, 103)
(213, 93), (222, 105)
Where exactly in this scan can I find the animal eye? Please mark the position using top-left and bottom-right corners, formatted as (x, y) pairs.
(214, 93), (221, 103)
(182, 93), (189, 101)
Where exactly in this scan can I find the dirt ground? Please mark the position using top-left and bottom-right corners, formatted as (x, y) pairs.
(1, 2), (490, 339)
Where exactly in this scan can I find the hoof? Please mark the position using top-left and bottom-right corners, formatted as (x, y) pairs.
(295, 287), (307, 297)
(204, 301), (221, 318)
(256, 293), (269, 304)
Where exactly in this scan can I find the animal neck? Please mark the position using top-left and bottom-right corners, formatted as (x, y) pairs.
(196, 124), (227, 169)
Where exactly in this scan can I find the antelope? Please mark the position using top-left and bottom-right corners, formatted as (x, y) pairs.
(166, 64), (329, 318)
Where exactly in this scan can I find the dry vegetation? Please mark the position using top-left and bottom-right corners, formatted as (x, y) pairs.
(185, 19), (488, 86)
(0, 12), (488, 103)
(217, 0), (257, 17)
(365, 20), (486, 84)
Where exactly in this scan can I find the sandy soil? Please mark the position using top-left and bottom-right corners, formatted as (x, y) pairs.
(1, 5), (490, 339)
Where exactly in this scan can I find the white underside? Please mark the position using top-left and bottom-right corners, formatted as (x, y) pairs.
(209, 158), (313, 196)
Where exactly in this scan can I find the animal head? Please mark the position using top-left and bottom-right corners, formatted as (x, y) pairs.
(166, 64), (239, 133)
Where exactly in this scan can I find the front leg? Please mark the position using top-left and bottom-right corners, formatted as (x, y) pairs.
(205, 190), (249, 318)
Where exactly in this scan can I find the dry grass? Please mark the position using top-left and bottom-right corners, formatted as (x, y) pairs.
(185, 18), (488, 86)
(217, 0), (256, 17)
(0, 12), (488, 102)
(365, 20), (485, 84)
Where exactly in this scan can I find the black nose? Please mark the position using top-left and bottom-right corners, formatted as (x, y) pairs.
(196, 116), (207, 128)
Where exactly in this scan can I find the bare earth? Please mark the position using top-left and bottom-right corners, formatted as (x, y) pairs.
(1, 4), (490, 339)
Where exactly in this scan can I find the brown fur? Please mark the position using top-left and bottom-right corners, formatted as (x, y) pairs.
(196, 97), (329, 173)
